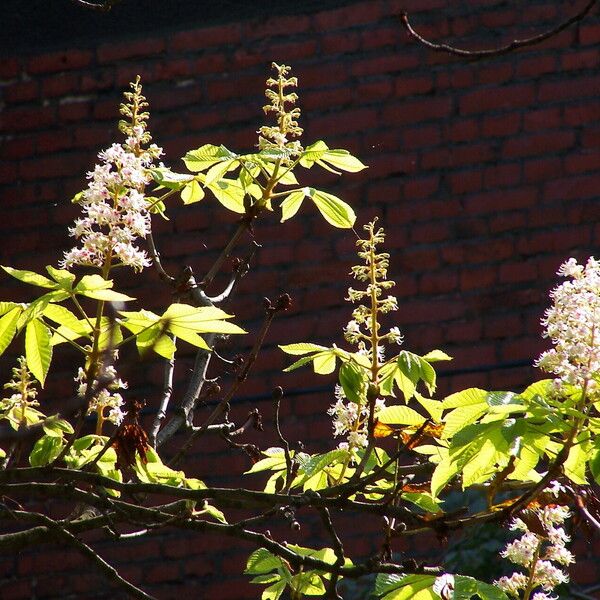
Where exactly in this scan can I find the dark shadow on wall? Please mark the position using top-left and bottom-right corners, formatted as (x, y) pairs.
(1, 0), (357, 54)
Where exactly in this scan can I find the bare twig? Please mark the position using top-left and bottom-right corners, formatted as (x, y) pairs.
(400, 0), (599, 60)
(68, 0), (122, 11)
(4, 508), (155, 599)
(149, 334), (176, 447)
(273, 386), (294, 493)
(147, 231), (175, 284)
(168, 294), (291, 467)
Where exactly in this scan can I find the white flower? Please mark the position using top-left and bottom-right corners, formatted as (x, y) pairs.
(61, 121), (161, 273)
(533, 560), (569, 590)
(433, 574), (454, 599)
(536, 257), (600, 395)
(502, 531), (540, 567)
(495, 572), (528, 596)
(387, 326), (404, 345)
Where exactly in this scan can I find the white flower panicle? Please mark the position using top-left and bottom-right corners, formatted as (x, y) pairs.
(495, 486), (573, 598)
(61, 78), (162, 273)
(536, 257), (600, 395)
(76, 362), (127, 427)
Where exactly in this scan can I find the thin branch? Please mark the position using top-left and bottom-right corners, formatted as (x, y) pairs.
(168, 294), (290, 467)
(206, 241), (259, 304)
(400, 0), (599, 60)
(147, 230), (175, 284)
(273, 386), (294, 493)
(149, 334), (176, 447)
(4, 508), (155, 599)
(68, 0), (122, 11)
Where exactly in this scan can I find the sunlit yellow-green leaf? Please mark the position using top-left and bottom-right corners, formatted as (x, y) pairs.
(25, 319), (52, 386)
(181, 179), (204, 204)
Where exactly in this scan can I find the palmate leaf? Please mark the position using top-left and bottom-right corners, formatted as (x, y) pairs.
(280, 190), (305, 222)
(299, 140), (367, 173)
(305, 187), (356, 228)
(25, 318), (52, 386)
(207, 178), (246, 213)
(377, 405), (426, 426)
(1, 266), (58, 289)
(183, 144), (237, 172)
(0, 306), (22, 356)
(375, 573), (437, 600)
(180, 179), (204, 204)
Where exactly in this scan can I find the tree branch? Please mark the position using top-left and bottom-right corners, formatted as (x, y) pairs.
(400, 0), (599, 60)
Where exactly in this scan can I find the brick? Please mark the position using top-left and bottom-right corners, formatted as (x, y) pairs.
(321, 30), (361, 54)
(394, 74), (434, 97)
(445, 118), (479, 143)
(482, 113), (521, 137)
(248, 14), (310, 39)
(41, 72), (79, 98)
(0, 106), (56, 131)
(382, 97), (453, 125)
(523, 157), (563, 182)
(579, 23), (600, 46)
(523, 107), (561, 131)
(402, 124), (441, 148)
(449, 169), (482, 194)
(538, 75), (600, 102)
(460, 83), (534, 114)
(98, 38), (165, 63)
(545, 174), (598, 201)
(355, 79), (393, 103)
(564, 101), (600, 126)
(351, 53), (420, 78)
(515, 54), (556, 78)
(464, 188), (538, 214)
(561, 48), (599, 70)
(502, 131), (575, 158)
(313, 2), (382, 31)
(3, 80), (39, 103)
(0, 56), (21, 79)
(564, 150), (600, 174)
(478, 62), (514, 84)
(26, 49), (93, 74)
(170, 23), (242, 52)
(483, 163), (521, 188)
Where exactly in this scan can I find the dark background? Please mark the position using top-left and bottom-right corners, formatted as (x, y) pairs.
(1, 0), (599, 597)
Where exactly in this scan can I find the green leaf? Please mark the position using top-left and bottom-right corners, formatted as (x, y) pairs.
(443, 388), (489, 409)
(401, 492), (441, 513)
(25, 319), (52, 386)
(313, 351), (336, 374)
(245, 548), (282, 575)
(298, 140), (329, 168)
(80, 288), (136, 302)
(45, 266), (76, 288)
(150, 167), (194, 189)
(162, 304), (245, 335)
(202, 503), (227, 523)
(397, 351), (437, 396)
(0, 301), (22, 317)
(375, 574), (437, 600)
(377, 405), (426, 426)
(181, 179), (204, 204)
(422, 349), (452, 362)
(262, 581), (286, 600)
(183, 144), (237, 172)
(2, 266), (57, 289)
(43, 304), (81, 331)
(207, 177), (246, 213)
(0, 306), (22, 356)
(205, 158), (238, 186)
(319, 148), (367, 173)
(29, 435), (64, 467)
(307, 188), (356, 228)
(339, 361), (364, 404)
(454, 575), (509, 600)
(280, 190), (305, 223)
(42, 415), (74, 438)
(279, 342), (328, 355)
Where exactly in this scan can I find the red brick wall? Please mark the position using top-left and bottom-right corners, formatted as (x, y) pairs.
(1, 0), (599, 597)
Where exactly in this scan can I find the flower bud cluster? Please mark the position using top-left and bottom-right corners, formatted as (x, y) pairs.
(0, 357), (39, 424)
(61, 78), (162, 273)
(76, 361), (127, 426)
(258, 63), (303, 160)
(536, 257), (600, 397)
(495, 488), (573, 599)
